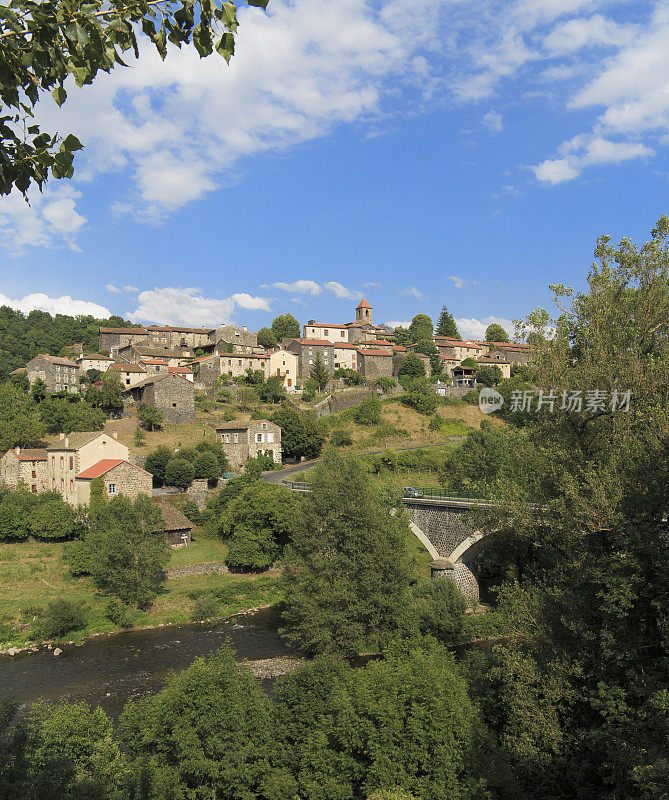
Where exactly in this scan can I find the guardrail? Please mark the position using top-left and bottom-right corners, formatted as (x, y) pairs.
(283, 482), (492, 504)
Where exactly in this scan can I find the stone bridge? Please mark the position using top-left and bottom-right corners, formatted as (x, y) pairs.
(401, 497), (495, 603)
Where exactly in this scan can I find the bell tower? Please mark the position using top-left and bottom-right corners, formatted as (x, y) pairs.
(355, 298), (372, 324)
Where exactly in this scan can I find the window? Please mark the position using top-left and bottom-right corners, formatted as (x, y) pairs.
(324, 329), (329, 336)
(261, 423), (267, 430)
(238, 360), (242, 366)
(224, 434), (230, 443)
(32, 470), (36, 478)
(52, 478), (55, 489)
(108, 483), (116, 495)
(31, 485), (37, 492)
(60, 478), (64, 490)
(233, 434), (238, 443)
(256, 433), (263, 443)
(60, 456), (64, 468)
(69, 480), (74, 492)
(126, 378), (131, 385)
(341, 331), (345, 338)
(69, 456), (73, 470)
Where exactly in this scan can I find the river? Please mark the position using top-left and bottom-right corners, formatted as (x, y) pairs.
(0, 608), (290, 719)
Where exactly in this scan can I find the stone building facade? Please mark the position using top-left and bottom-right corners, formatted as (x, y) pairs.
(213, 325), (257, 349)
(109, 362), (147, 388)
(75, 458), (152, 506)
(26, 354), (81, 395)
(125, 373), (195, 424)
(77, 354), (114, 372)
(145, 326), (214, 350)
(46, 432), (129, 505)
(214, 420), (282, 469)
(98, 327), (150, 352)
(154, 499), (195, 546)
(220, 352), (270, 379)
(0, 448), (47, 493)
(476, 354), (511, 379)
(356, 348), (394, 379)
(284, 339), (335, 378)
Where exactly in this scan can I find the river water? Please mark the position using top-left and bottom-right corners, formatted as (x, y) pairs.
(0, 608), (290, 719)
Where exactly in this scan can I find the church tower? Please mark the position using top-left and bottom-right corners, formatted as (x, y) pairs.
(356, 298), (372, 325)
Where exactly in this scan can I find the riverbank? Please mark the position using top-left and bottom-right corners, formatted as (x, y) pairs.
(0, 533), (284, 653)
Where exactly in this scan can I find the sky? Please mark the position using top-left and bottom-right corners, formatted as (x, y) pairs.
(0, 0), (667, 340)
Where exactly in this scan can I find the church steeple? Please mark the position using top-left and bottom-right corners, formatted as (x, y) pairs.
(356, 298), (372, 324)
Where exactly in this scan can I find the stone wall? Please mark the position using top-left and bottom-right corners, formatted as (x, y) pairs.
(151, 374), (195, 424)
(105, 461), (153, 500)
(187, 478), (209, 510)
(359, 353), (393, 380)
(165, 562), (227, 579)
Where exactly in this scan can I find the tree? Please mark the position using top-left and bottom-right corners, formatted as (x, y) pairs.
(119, 646), (275, 800)
(460, 357), (477, 368)
(398, 352), (426, 378)
(70, 495), (168, 607)
(0, 485), (35, 540)
(0, 0), (269, 198)
(256, 326), (277, 349)
(133, 424), (145, 447)
(97, 370), (124, 414)
(28, 492), (78, 540)
(309, 352), (330, 391)
(164, 457), (195, 489)
(30, 378), (47, 403)
(301, 378), (318, 402)
(282, 453), (413, 656)
(475, 364), (503, 386)
(392, 326), (411, 346)
(38, 397), (105, 434)
(414, 338), (442, 375)
(271, 313), (300, 341)
(408, 314), (433, 343)
(353, 394), (382, 425)
(436, 306), (461, 339)
(258, 375), (286, 404)
(271, 403), (326, 461)
(484, 323), (509, 342)
(144, 445), (172, 485)
(193, 450), (221, 482)
(138, 403), (164, 431)
(0, 384), (45, 449)
(218, 481), (302, 551)
(409, 579), (467, 643)
(402, 377), (437, 415)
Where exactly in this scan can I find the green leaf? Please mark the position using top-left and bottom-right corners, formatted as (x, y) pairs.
(216, 33), (235, 63)
(61, 134), (84, 152)
(52, 86), (67, 107)
(246, 0), (269, 8)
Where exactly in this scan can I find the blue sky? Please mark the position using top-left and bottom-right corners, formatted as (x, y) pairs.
(0, 0), (667, 339)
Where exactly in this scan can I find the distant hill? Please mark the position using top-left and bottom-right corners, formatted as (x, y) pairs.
(0, 306), (139, 381)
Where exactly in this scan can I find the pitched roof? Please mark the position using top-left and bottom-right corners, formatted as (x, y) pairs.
(214, 419), (274, 430)
(9, 448), (47, 461)
(478, 354), (510, 364)
(99, 327), (148, 334)
(75, 458), (126, 479)
(78, 353), (114, 361)
(132, 346), (187, 358)
(393, 345), (407, 352)
(124, 372), (191, 391)
(146, 325), (214, 334)
(140, 358), (168, 365)
(304, 323), (350, 329)
(188, 355), (216, 364)
(292, 338), (333, 346)
(10, 367), (27, 374)
(333, 342), (358, 350)
(356, 348), (392, 357)
(110, 363), (147, 373)
(356, 298), (372, 309)
(169, 366), (193, 374)
(47, 432), (112, 451)
(153, 500), (194, 532)
(359, 339), (393, 346)
(31, 354), (79, 367)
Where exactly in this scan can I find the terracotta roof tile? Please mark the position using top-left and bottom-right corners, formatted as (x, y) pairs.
(75, 458), (126, 479)
(356, 298), (372, 309)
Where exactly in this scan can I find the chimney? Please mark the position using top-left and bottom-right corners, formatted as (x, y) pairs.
(112, 430), (118, 440)
(14, 446), (19, 455)
(242, 326), (247, 332)
(59, 433), (65, 440)
(64, 436), (69, 448)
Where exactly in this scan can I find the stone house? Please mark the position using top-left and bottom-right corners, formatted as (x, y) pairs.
(214, 419), (282, 469)
(476, 354), (511, 379)
(139, 358), (169, 374)
(302, 300), (387, 345)
(98, 326), (150, 352)
(393, 349), (432, 378)
(220, 351), (270, 379)
(120, 346), (189, 367)
(169, 365), (194, 382)
(75, 458), (152, 506)
(486, 344), (534, 366)
(333, 343), (358, 371)
(440, 356), (461, 378)
(145, 325), (214, 350)
(77, 354), (114, 372)
(302, 321), (350, 343)
(268, 349), (298, 391)
(285, 339), (335, 378)
(189, 355), (220, 387)
(432, 337), (484, 361)
(154, 500), (195, 546)
(46, 432), (129, 505)
(26, 354), (81, 395)
(356, 338), (394, 351)
(356, 348), (394, 380)
(109, 362), (148, 388)
(0, 448), (48, 493)
(213, 325), (257, 350)
(124, 373), (195, 424)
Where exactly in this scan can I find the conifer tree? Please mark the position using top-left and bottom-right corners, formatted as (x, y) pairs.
(436, 306), (461, 339)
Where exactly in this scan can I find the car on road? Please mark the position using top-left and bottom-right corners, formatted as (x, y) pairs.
(403, 486), (424, 498)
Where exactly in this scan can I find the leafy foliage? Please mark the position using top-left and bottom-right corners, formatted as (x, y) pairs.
(436, 305), (461, 339)
(271, 313), (300, 341)
(38, 397), (105, 434)
(0, 382), (45, 449)
(402, 377), (437, 415)
(309, 352), (330, 391)
(408, 314), (433, 343)
(0, 0), (268, 197)
(398, 352), (426, 378)
(164, 457), (195, 489)
(138, 403), (164, 431)
(271, 402), (326, 461)
(256, 326), (277, 349)
(282, 453), (413, 656)
(353, 393), (382, 425)
(34, 599), (88, 639)
(474, 364), (503, 387)
(485, 323), (509, 342)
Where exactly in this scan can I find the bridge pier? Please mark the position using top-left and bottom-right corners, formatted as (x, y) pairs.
(403, 498), (491, 604)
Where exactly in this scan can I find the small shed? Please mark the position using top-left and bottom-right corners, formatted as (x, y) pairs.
(154, 500), (194, 546)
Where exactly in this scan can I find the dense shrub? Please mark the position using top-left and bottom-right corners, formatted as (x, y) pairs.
(191, 593), (220, 621)
(330, 428), (353, 446)
(409, 579), (467, 642)
(181, 499), (202, 524)
(353, 394), (381, 425)
(225, 527), (278, 572)
(104, 599), (134, 628)
(164, 457), (195, 489)
(402, 377), (437, 415)
(35, 599), (88, 639)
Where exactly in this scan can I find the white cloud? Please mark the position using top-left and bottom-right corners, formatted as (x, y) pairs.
(323, 281), (363, 300)
(0, 291), (110, 318)
(455, 315), (515, 340)
(543, 15), (639, 55)
(123, 285), (139, 293)
(0, 185), (86, 254)
(385, 320), (411, 329)
(398, 286), (426, 299)
(447, 275), (481, 289)
(127, 287), (271, 327)
(483, 110), (504, 133)
(106, 284), (123, 294)
(272, 279), (323, 296)
(533, 134), (653, 184)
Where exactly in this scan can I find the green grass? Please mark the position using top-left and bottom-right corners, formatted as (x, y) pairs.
(0, 538), (282, 650)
